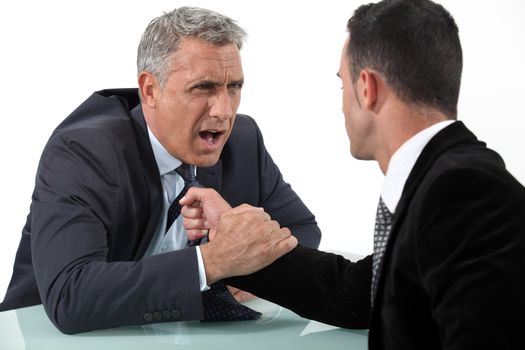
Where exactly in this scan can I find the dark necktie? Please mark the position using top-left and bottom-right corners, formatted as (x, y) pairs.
(169, 163), (261, 321)
(371, 197), (394, 305)
(165, 163), (201, 232)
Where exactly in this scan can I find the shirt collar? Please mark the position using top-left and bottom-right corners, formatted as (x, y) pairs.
(147, 126), (182, 176)
(381, 120), (455, 213)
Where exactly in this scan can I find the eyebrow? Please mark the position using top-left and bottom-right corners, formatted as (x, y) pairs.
(336, 72), (341, 78)
(228, 79), (244, 86)
(191, 79), (220, 88)
(191, 78), (244, 88)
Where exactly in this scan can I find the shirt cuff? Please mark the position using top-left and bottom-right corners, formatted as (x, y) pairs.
(196, 246), (210, 291)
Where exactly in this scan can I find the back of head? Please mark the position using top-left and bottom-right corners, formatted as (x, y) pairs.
(137, 7), (246, 87)
(347, 0), (462, 118)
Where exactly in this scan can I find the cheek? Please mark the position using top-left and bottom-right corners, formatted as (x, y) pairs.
(344, 116), (355, 142)
(164, 98), (200, 130)
(342, 90), (354, 124)
(342, 86), (354, 111)
(157, 102), (194, 147)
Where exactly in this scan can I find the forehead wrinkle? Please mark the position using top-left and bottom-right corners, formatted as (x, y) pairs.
(165, 46), (243, 87)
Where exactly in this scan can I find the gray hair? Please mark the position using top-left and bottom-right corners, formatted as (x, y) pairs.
(137, 7), (247, 87)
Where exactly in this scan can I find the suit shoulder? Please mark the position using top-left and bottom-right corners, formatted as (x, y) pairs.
(48, 96), (139, 150)
(54, 90), (139, 136)
(233, 114), (258, 129)
(409, 141), (525, 211)
(228, 114), (262, 143)
(424, 144), (524, 200)
(42, 110), (139, 172)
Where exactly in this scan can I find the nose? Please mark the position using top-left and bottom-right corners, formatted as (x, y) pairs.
(210, 89), (234, 121)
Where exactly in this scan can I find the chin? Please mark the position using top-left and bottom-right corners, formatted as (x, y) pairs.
(192, 154), (221, 168)
(350, 147), (365, 161)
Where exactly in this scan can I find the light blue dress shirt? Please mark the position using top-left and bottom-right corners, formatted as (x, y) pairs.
(144, 127), (208, 290)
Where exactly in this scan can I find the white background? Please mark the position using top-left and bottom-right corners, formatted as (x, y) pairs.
(1, 0), (524, 298)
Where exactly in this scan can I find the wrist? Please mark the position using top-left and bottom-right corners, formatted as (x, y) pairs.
(199, 243), (225, 285)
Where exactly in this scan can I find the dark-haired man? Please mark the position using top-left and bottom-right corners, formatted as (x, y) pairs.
(181, 0), (525, 348)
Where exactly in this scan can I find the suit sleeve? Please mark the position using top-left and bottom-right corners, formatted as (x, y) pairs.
(415, 167), (525, 349)
(30, 130), (203, 334)
(228, 246), (372, 329)
(252, 118), (321, 248)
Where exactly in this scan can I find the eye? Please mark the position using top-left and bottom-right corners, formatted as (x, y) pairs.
(193, 82), (215, 91)
(227, 82), (244, 90)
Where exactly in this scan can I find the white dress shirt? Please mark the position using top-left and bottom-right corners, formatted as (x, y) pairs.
(381, 120), (455, 213)
(144, 127), (208, 290)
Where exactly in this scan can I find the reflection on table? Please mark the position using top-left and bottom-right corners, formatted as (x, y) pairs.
(0, 298), (368, 350)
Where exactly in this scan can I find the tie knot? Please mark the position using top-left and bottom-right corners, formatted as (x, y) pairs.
(175, 163), (195, 184)
(175, 163), (196, 184)
(175, 163), (203, 191)
(377, 197), (394, 220)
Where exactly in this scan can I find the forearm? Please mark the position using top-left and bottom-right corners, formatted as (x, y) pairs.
(34, 242), (203, 333)
(32, 211), (202, 333)
(227, 246), (372, 329)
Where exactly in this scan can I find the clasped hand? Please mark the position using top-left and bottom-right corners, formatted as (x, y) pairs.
(179, 188), (298, 286)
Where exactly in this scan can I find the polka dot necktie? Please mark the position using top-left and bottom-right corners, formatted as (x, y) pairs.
(171, 163), (261, 321)
(165, 163), (202, 232)
(371, 197), (394, 305)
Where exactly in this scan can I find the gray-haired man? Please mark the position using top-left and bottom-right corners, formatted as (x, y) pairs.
(0, 7), (319, 333)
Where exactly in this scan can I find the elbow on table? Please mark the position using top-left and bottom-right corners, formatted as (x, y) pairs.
(42, 296), (97, 334)
(47, 306), (89, 334)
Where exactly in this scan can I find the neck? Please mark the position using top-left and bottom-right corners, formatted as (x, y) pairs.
(376, 102), (449, 174)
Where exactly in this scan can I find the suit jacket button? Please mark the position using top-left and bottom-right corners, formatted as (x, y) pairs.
(144, 312), (153, 322)
(154, 312), (162, 321)
(172, 309), (182, 319)
(163, 310), (172, 320)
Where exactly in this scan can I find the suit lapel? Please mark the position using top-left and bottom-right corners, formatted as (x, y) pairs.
(129, 104), (163, 259)
(394, 121), (478, 218)
(197, 160), (223, 192)
(128, 100), (224, 256)
(370, 121), (479, 315)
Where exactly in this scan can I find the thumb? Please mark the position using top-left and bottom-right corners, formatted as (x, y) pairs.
(179, 187), (206, 206)
(273, 236), (298, 258)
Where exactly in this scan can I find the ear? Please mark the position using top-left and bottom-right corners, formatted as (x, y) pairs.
(138, 71), (159, 108)
(358, 69), (379, 111)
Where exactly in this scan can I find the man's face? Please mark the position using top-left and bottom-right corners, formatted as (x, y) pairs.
(145, 38), (243, 167)
(338, 37), (375, 160)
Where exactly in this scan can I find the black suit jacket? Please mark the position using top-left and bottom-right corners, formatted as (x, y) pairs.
(0, 89), (321, 334)
(229, 122), (525, 349)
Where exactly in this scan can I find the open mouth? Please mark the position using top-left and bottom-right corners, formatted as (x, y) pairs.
(199, 130), (225, 145)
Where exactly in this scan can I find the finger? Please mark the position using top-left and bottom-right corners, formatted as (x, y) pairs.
(226, 285), (255, 302)
(233, 290), (256, 303)
(187, 229), (210, 241)
(272, 235), (298, 257)
(226, 285), (240, 295)
(183, 217), (208, 231)
(208, 228), (217, 242)
(267, 220), (282, 232)
(187, 202), (203, 210)
(270, 226), (292, 241)
(181, 205), (204, 220)
(229, 205), (271, 221)
(179, 187), (209, 206)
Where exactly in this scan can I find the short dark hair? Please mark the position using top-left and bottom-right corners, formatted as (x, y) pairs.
(347, 0), (462, 118)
